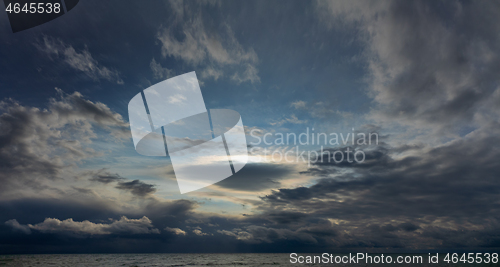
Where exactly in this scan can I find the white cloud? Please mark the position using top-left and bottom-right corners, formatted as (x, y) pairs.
(270, 114), (307, 126)
(36, 36), (123, 84)
(201, 67), (223, 80)
(191, 226), (210, 236)
(150, 58), (174, 80)
(168, 94), (187, 104)
(14, 216), (160, 235)
(290, 101), (306, 109)
(164, 227), (186, 235)
(231, 64), (260, 84)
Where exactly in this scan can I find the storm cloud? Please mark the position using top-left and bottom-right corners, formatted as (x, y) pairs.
(1, 0), (500, 254)
(318, 0), (500, 131)
(116, 180), (157, 197)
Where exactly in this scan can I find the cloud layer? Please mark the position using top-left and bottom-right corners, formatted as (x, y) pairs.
(318, 0), (500, 132)
(7, 216), (159, 236)
(0, 89), (128, 194)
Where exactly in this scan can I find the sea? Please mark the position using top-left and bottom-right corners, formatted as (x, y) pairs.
(0, 253), (499, 266)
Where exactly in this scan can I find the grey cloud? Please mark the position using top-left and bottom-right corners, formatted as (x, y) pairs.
(397, 222), (420, 232)
(200, 66), (223, 81)
(221, 225), (318, 244)
(297, 223), (339, 237)
(90, 171), (126, 184)
(164, 227), (186, 235)
(3, 0), (500, 253)
(0, 91), (128, 193)
(313, 145), (393, 170)
(71, 187), (97, 196)
(23, 216), (160, 236)
(252, 122), (500, 249)
(50, 89), (129, 132)
(116, 180), (156, 197)
(259, 211), (309, 225)
(156, 1), (259, 83)
(290, 101), (306, 109)
(214, 163), (295, 192)
(290, 100), (354, 120)
(1, 200), (202, 238)
(299, 167), (337, 177)
(150, 58), (174, 80)
(87, 169), (159, 198)
(144, 198), (198, 217)
(36, 36), (123, 84)
(269, 114), (307, 127)
(5, 219), (31, 234)
(217, 229), (252, 241)
(231, 63), (260, 84)
(0, 197), (198, 232)
(192, 228), (209, 236)
(318, 0), (500, 130)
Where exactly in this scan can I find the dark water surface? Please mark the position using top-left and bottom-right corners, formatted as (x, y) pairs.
(0, 253), (499, 266)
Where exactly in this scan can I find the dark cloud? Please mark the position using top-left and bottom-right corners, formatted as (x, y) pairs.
(143, 199), (198, 218)
(0, 198), (119, 224)
(214, 163), (295, 191)
(87, 170), (158, 199)
(252, 124), (500, 249)
(0, 196), (202, 253)
(297, 223), (339, 237)
(398, 222), (420, 232)
(90, 171), (126, 184)
(3, 121), (499, 251)
(116, 180), (156, 197)
(2, 0), (500, 254)
(5, 219), (31, 234)
(318, 0), (500, 130)
(0, 91), (128, 193)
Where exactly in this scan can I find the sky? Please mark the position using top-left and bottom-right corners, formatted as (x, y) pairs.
(1, 0), (500, 253)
